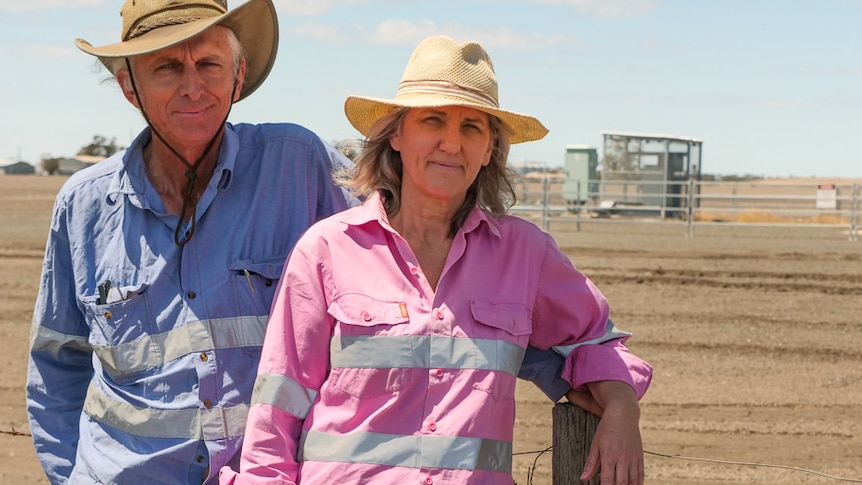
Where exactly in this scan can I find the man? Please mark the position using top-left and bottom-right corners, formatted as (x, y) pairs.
(25, 1), (612, 483)
(25, 1), (353, 483)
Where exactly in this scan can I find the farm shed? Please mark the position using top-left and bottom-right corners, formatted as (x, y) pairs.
(0, 160), (36, 175)
(599, 130), (703, 218)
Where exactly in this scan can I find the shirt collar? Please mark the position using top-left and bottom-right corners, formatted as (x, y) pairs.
(340, 191), (503, 240)
(104, 124), (239, 206)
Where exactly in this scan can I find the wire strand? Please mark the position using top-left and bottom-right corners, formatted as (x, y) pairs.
(516, 447), (862, 484)
(6, 428), (862, 483)
(644, 450), (862, 483)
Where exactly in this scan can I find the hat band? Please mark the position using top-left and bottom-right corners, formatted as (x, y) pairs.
(396, 80), (499, 108)
(124, 4), (226, 40)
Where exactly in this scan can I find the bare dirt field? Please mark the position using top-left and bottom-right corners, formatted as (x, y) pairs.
(2, 175), (861, 484)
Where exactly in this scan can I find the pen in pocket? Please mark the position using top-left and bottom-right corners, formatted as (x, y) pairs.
(98, 280), (112, 305)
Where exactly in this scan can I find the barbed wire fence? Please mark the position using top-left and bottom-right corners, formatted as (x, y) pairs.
(5, 426), (861, 483)
(512, 445), (862, 484)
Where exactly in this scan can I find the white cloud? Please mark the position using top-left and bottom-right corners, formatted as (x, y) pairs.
(0, 0), (107, 11)
(287, 19), (581, 52)
(370, 20), (581, 51)
(288, 23), (355, 45)
(796, 64), (862, 79)
(276, 0), (367, 16)
(526, 0), (662, 18)
(0, 43), (76, 61)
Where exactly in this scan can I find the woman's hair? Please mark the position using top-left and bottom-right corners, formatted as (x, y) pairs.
(338, 107), (517, 236)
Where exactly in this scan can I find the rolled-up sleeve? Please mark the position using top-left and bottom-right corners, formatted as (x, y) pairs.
(530, 234), (652, 400)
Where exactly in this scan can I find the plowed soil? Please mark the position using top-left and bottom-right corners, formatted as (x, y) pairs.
(2, 176), (861, 484)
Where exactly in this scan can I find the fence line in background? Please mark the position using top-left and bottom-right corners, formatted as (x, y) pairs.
(540, 404), (862, 484)
(512, 179), (860, 241)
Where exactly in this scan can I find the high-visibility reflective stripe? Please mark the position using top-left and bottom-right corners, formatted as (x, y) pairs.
(300, 429), (512, 473)
(330, 335), (525, 376)
(92, 316), (267, 376)
(30, 325), (92, 354)
(82, 382), (249, 440)
(553, 318), (631, 357)
(251, 373), (317, 419)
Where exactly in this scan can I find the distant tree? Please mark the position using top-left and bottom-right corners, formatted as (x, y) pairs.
(41, 157), (63, 175)
(78, 135), (124, 158)
(332, 138), (362, 162)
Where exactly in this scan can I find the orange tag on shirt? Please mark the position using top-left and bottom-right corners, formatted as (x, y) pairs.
(399, 303), (409, 318)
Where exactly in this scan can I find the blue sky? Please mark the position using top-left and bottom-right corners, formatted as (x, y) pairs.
(1, 0), (860, 178)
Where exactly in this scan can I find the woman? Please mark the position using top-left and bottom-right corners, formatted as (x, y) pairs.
(223, 35), (652, 485)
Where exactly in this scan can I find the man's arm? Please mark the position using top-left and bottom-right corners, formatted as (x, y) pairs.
(518, 346), (570, 401)
(26, 197), (93, 483)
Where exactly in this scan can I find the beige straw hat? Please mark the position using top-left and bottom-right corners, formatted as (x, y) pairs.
(344, 35), (548, 144)
(75, 0), (278, 101)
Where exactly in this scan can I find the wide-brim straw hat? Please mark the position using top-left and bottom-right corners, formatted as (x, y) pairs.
(74, 0), (277, 102)
(344, 35), (548, 145)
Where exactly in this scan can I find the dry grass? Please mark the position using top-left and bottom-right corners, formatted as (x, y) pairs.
(694, 211), (852, 225)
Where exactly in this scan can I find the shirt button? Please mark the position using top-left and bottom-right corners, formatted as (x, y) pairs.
(200, 352), (208, 362)
(410, 267), (419, 275)
(265, 279), (273, 287)
(187, 291), (196, 299)
(203, 399), (212, 409)
(425, 477), (433, 485)
(196, 455), (205, 463)
(428, 422), (437, 432)
(435, 369), (444, 378)
(435, 310), (444, 320)
(362, 312), (372, 322)
(104, 311), (112, 319)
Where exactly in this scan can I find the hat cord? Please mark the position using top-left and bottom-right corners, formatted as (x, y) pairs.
(124, 59), (234, 247)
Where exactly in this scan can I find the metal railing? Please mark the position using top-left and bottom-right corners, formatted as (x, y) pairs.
(511, 178), (861, 241)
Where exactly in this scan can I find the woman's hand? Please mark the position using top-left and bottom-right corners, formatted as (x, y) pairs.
(580, 381), (644, 485)
(564, 388), (603, 417)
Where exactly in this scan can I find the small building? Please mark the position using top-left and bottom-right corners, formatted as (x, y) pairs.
(0, 159), (36, 175)
(58, 155), (106, 175)
(561, 145), (598, 205)
(509, 161), (547, 177)
(599, 131), (703, 218)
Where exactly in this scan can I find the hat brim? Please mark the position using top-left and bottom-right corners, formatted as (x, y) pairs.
(344, 94), (548, 145)
(74, 0), (277, 102)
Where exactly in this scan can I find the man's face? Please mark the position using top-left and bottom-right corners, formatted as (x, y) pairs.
(119, 26), (245, 152)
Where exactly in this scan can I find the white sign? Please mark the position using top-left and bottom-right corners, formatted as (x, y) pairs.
(816, 184), (837, 210)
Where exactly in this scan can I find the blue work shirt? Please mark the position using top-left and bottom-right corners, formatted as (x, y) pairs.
(26, 122), (352, 484)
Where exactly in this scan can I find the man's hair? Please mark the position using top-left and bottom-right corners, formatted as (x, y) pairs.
(103, 26), (245, 79)
(339, 107), (517, 236)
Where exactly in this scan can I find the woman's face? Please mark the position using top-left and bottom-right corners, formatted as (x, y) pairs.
(389, 105), (494, 206)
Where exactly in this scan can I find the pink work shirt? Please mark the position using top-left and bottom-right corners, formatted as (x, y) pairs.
(222, 194), (652, 484)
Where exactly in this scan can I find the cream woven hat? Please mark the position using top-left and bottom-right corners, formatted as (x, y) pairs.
(344, 35), (548, 144)
(75, 0), (277, 101)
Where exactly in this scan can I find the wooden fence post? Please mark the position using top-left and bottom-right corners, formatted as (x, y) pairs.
(552, 402), (601, 484)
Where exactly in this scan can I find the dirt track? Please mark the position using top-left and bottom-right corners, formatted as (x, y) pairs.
(2, 175), (861, 484)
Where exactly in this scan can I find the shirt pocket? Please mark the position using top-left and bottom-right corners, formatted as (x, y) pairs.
(326, 293), (411, 398)
(470, 301), (533, 343)
(469, 300), (533, 402)
(82, 282), (152, 346)
(81, 282), (154, 384)
(229, 258), (285, 318)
